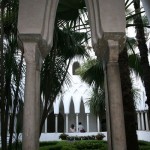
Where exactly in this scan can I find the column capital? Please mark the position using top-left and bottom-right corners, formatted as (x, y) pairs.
(107, 40), (119, 63)
(95, 33), (126, 63)
(23, 41), (43, 70)
(20, 34), (49, 58)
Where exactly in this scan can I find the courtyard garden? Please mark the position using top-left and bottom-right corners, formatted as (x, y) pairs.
(1, 0), (150, 150)
(2, 140), (149, 150)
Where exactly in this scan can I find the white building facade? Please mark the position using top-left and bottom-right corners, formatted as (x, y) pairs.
(42, 59), (105, 134)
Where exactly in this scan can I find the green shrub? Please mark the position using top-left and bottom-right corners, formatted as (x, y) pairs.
(49, 145), (62, 150)
(140, 146), (150, 150)
(139, 141), (150, 146)
(95, 133), (105, 140)
(40, 145), (51, 150)
(74, 140), (106, 149)
(59, 133), (69, 140)
(38, 140), (150, 150)
(40, 141), (57, 147)
(138, 140), (150, 150)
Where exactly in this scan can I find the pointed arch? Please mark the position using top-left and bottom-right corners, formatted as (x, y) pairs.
(84, 0), (103, 48)
(69, 98), (75, 114)
(59, 100), (64, 114)
(84, 0), (126, 57)
(18, 0), (59, 56)
(68, 98), (76, 131)
(47, 111), (55, 133)
(80, 97), (85, 113)
(58, 100), (65, 132)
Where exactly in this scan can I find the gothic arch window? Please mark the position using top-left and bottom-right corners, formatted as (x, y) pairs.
(72, 61), (80, 75)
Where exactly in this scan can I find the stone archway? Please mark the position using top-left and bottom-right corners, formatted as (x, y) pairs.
(47, 111), (64, 133)
(79, 99), (86, 130)
(47, 112), (55, 133)
(18, 0), (130, 149)
(58, 113), (64, 132)
(68, 99), (76, 132)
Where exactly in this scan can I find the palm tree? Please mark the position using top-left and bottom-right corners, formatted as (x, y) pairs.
(133, 0), (150, 122)
(39, 0), (89, 134)
(76, 59), (105, 129)
(119, 46), (139, 150)
(0, 0), (25, 149)
(0, 1), (7, 149)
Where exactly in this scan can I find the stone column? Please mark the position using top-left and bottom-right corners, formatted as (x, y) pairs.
(23, 42), (42, 150)
(145, 111), (149, 131)
(97, 116), (100, 132)
(145, 111), (149, 130)
(104, 65), (112, 150)
(45, 118), (47, 133)
(55, 114), (58, 133)
(106, 40), (127, 150)
(66, 114), (69, 133)
(86, 113), (89, 132)
(14, 115), (17, 133)
(137, 111), (141, 130)
(76, 114), (79, 132)
(141, 111), (145, 130)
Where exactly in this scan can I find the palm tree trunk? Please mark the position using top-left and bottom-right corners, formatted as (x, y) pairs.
(134, 0), (150, 122)
(119, 47), (139, 150)
(0, 2), (8, 149)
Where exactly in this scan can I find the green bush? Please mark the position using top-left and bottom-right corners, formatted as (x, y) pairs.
(49, 145), (62, 150)
(139, 141), (150, 146)
(40, 141), (57, 147)
(38, 140), (150, 150)
(40, 145), (51, 150)
(59, 133), (69, 140)
(74, 140), (107, 149)
(138, 140), (150, 150)
(95, 133), (105, 140)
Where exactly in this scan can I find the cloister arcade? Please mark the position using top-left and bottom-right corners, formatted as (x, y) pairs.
(41, 60), (149, 134)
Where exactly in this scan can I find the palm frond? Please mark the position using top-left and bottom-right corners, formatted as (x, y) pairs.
(128, 53), (143, 79)
(76, 59), (104, 88)
(87, 87), (105, 119)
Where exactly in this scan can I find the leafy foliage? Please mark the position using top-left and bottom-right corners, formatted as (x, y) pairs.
(76, 59), (105, 117)
(0, 0), (25, 149)
(40, 1), (89, 134)
(76, 59), (104, 87)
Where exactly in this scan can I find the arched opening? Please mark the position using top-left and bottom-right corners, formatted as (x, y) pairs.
(72, 61), (80, 75)
(79, 99), (86, 130)
(47, 111), (64, 133)
(47, 111), (55, 133)
(59, 100), (64, 132)
(68, 98), (76, 132)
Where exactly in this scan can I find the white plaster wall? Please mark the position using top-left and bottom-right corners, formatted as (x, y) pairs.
(39, 131), (150, 142)
(39, 132), (107, 142)
(137, 131), (150, 142)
